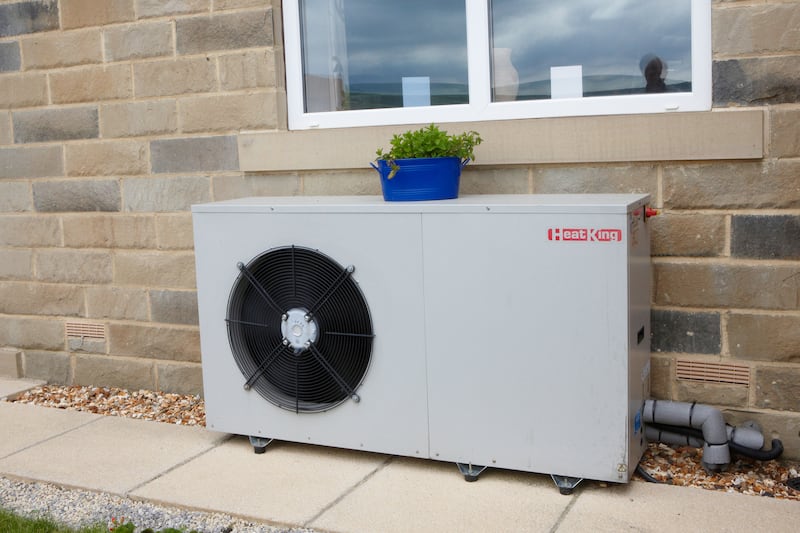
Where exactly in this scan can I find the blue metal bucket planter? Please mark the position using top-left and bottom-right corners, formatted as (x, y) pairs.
(371, 157), (467, 201)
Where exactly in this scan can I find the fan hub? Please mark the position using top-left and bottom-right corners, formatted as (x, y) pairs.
(281, 308), (318, 350)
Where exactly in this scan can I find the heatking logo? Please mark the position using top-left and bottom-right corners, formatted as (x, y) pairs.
(547, 228), (623, 242)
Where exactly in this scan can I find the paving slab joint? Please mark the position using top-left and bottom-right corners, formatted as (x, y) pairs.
(305, 455), (396, 528)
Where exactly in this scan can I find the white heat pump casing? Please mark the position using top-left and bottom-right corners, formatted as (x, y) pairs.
(192, 194), (652, 483)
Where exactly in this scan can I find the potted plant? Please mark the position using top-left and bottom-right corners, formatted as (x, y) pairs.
(371, 124), (482, 201)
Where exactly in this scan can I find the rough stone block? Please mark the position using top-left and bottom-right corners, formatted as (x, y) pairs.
(133, 57), (216, 98)
(0, 111), (10, 144)
(654, 262), (800, 311)
(65, 140), (147, 176)
(731, 215), (800, 260)
(50, 64), (133, 104)
(533, 164), (658, 197)
(114, 251), (196, 288)
(85, 286), (148, 321)
(722, 409), (800, 461)
(650, 214), (726, 257)
(214, 0), (269, 9)
(176, 9), (273, 55)
(461, 167), (530, 195)
(649, 354), (673, 400)
(20, 29), (102, 69)
(675, 380), (749, 408)
(123, 176), (210, 213)
(0, 348), (22, 378)
(0, 215), (60, 246)
(302, 170), (382, 196)
(150, 136), (238, 173)
(0, 0), (59, 38)
(0, 42), (21, 72)
(100, 100), (177, 139)
(156, 362), (203, 395)
(179, 92), (277, 132)
(663, 160), (800, 209)
(13, 107), (99, 143)
(0, 249), (32, 280)
(61, 0), (135, 29)
(651, 309), (721, 355)
(0, 182), (32, 212)
(728, 313), (800, 363)
(136, 0), (209, 18)
(218, 49), (274, 90)
(0, 317), (64, 351)
(212, 173), (300, 200)
(104, 20), (173, 61)
(0, 73), (48, 108)
(713, 4), (800, 57)
(770, 106), (800, 158)
(0, 281), (85, 316)
(0, 145), (62, 178)
(714, 57), (800, 106)
(22, 351), (70, 383)
(63, 214), (156, 248)
(67, 336), (107, 354)
(72, 353), (155, 390)
(36, 249), (113, 284)
(108, 323), (201, 362)
(755, 366), (800, 411)
(33, 180), (121, 212)
(150, 289), (198, 325)
(155, 214), (195, 250)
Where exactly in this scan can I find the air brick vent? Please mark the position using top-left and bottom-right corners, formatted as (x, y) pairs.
(65, 321), (106, 340)
(675, 359), (750, 386)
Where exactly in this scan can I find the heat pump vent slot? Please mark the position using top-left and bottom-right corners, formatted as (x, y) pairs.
(227, 246), (373, 413)
(676, 359), (750, 386)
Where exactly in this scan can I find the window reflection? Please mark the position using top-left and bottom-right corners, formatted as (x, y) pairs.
(489, 0), (692, 101)
(300, 0), (468, 113)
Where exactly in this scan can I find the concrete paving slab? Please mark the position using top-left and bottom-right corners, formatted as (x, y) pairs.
(0, 377), (46, 400)
(0, 402), (100, 458)
(559, 480), (799, 533)
(0, 414), (228, 494)
(309, 456), (570, 533)
(131, 437), (390, 527)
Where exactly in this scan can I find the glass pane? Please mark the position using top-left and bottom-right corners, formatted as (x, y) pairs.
(300, 0), (468, 113)
(489, 0), (693, 101)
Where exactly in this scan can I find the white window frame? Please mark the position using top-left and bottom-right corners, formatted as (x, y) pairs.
(283, 0), (711, 130)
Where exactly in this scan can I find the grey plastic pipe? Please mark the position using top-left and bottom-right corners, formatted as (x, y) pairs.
(643, 399), (730, 470)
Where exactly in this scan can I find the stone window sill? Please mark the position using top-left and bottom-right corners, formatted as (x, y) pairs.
(238, 109), (763, 172)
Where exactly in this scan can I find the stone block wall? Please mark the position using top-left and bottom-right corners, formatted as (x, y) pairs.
(0, 0), (798, 456)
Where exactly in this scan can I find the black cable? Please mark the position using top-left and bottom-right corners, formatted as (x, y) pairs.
(635, 464), (665, 484)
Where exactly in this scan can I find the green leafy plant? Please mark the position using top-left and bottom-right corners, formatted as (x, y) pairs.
(375, 124), (482, 178)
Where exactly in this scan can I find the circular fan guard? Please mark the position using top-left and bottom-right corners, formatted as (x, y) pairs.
(226, 246), (373, 413)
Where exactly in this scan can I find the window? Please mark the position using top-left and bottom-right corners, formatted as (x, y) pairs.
(283, 0), (711, 130)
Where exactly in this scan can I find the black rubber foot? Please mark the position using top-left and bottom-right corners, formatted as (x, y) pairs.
(559, 487), (573, 495)
(253, 446), (267, 454)
(464, 474), (479, 482)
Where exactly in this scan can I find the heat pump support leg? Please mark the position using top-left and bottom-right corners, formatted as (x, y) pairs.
(550, 474), (583, 495)
(456, 462), (487, 482)
(249, 436), (273, 454)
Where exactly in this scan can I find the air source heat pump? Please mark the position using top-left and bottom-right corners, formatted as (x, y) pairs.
(192, 194), (652, 492)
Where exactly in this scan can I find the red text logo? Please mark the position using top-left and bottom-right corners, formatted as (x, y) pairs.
(547, 228), (623, 242)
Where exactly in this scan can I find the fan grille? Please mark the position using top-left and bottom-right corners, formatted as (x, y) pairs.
(226, 246), (373, 413)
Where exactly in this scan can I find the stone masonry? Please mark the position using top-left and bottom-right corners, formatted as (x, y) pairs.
(0, 0), (798, 457)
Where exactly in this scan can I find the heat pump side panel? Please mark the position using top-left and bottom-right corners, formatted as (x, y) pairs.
(193, 210), (430, 458)
(424, 211), (636, 483)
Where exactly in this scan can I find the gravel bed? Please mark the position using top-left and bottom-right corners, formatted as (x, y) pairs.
(0, 476), (311, 533)
(3, 384), (799, 533)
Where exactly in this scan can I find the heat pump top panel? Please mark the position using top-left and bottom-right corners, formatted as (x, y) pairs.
(191, 193), (650, 215)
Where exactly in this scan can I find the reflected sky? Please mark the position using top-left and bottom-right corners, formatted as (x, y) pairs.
(300, 0), (692, 109)
(491, 0), (692, 90)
